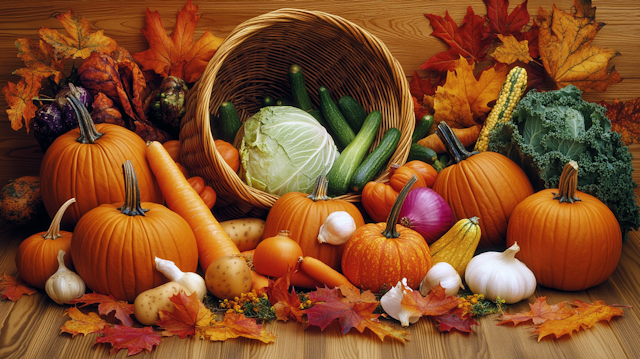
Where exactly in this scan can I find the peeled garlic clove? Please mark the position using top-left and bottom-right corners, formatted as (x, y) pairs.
(317, 211), (356, 245)
(380, 278), (422, 327)
(419, 262), (464, 297)
(45, 250), (86, 305)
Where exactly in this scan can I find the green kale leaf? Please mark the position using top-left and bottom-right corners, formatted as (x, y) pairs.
(488, 85), (640, 239)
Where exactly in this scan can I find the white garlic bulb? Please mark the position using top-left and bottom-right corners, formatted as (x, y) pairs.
(45, 250), (86, 305)
(155, 256), (207, 301)
(380, 278), (423, 327)
(317, 211), (356, 245)
(419, 262), (464, 297)
(464, 242), (536, 304)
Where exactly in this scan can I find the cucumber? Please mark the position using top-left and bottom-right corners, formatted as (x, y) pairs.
(407, 143), (437, 164)
(412, 115), (434, 143)
(288, 64), (314, 111)
(337, 95), (367, 132)
(326, 111), (382, 196)
(349, 127), (401, 192)
(318, 86), (356, 149)
(276, 97), (294, 106)
(262, 95), (276, 107)
(218, 101), (242, 143)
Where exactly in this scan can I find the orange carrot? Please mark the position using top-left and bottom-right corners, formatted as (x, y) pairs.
(146, 141), (240, 273)
(250, 270), (270, 291)
(299, 256), (358, 291)
(187, 176), (205, 194)
(163, 140), (182, 162)
(417, 124), (481, 153)
(199, 186), (217, 210)
(290, 269), (323, 289)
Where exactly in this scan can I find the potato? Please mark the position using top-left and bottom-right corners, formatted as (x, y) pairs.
(219, 218), (265, 252)
(205, 256), (252, 300)
(133, 281), (187, 326)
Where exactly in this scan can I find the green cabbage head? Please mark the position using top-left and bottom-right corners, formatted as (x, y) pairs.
(240, 106), (339, 196)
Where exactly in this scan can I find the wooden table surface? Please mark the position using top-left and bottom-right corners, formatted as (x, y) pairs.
(1, 1), (640, 358)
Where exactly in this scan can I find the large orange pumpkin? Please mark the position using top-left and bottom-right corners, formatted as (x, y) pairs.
(342, 175), (431, 292)
(70, 161), (198, 302)
(432, 122), (533, 248)
(506, 161), (622, 291)
(39, 96), (163, 229)
(15, 198), (76, 289)
(264, 176), (365, 271)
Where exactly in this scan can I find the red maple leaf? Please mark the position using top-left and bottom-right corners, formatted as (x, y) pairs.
(421, 6), (493, 72)
(133, 0), (224, 83)
(435, 312), (480, 333)
(517, 19), (540, 58)
(156, 292), (213, 339)
(599, 97), (640, 146)
(305, 285), (410, 342)
(265, 264), (306, 323)
(95, 325), (162, 356)
(0, 273), (37, 301)
(68, 292), (135, 327)
(484, 0), (531, 38)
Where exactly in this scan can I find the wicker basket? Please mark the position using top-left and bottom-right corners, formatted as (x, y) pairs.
(180, 8), (414, 220)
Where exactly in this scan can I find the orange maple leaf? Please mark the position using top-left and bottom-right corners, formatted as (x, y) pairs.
(68, 292), (135, 327)
(38, 9), (117, 60)
(402, 284), (464, 317)
(497, 296), (574, 326)
(0, 273), (38, 301)
(60, 307), (109, 337)
(538, 1), (621, 92)
(265, 263), (306, 323)
(599, 97), (640, 146)
(157, 292), (213, 339)
(534, 300), (626, 341)
(133, 0), (224, 83)
(13, 38), (65, 83)
(492, 34), (534, 65)
(95, 325), (162, 356)
(2, 73), (41, 132)
(430, 56), (508, 128)
(201, 312), (276, 344)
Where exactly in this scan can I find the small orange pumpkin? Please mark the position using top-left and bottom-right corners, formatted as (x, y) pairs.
(15, 198), (76, 289)
(361, 181), (398, 223)
(0, 176), (45, 226)
(402, 160), (438, 187)
(388, 164), (427, 192)
(264, 176), (365, 271)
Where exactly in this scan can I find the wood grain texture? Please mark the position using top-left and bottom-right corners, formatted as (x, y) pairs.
(0, 1), (639, 358)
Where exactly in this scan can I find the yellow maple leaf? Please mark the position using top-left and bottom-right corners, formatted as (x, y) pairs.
(492, 34), (533, 65)
(13, 38), (65, 83)
(60, 307), (109, 337)
(2, 73), (41, 132)
(534, 300), (625, 341)
(538, 2), (621, 92)
(201, 312), (276, 344)
(431, 56), (508, 128)
(39, 9), (117, 60)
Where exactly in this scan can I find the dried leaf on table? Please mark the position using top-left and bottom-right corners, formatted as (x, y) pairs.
(60, 307), (109, 337)
(497, 296), (573, 326)
(156, 292), (213, 339)
(133, 0), (224, 83)
(13, 38), (64, 84)
(265, 264), (305, 323)
(598, 97), (640, 146)
(421, 7), (492, 72)
(534, 300), (626, 341)
(38, 9), (117, 60)
(538, 0), (621, 92)
(435, 312), (480, 333)
(483, 0), (531, 38)
(95, 325), (162, 356)
(404, 284), (464, 317)
(68, 292), (135, 327)
(2, 74), (41, 132)
(305, 285), (410, 343)
(492, 34), (533, 65)
(201, 312), (276, 343)
(0, 273), (38, 301)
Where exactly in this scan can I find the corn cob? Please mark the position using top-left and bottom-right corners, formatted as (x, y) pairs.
(474, 66), (528, 152)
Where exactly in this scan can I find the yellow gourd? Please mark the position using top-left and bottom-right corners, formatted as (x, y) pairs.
(429, 217), (481, 276)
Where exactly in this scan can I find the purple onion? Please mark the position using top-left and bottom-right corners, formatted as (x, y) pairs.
(398, 187), (455, 244)
(32, 102), (64, 153)
(54, 83), (93, 132)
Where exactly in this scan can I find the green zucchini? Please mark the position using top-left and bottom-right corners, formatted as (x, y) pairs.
(218, 101), (242, 143)
(308, 108), (329, 128)
(288, 64), (314, 111)
(326, 111), (382, 196)
(262, 95), (276, 107)
(407, 143), (437, 164)
(349, 127), (401, 192)
(276, 97), (294, 106)
(337, 95), (367, 132)
(318, 86), (356, 149)
(412, 115), (434, 143)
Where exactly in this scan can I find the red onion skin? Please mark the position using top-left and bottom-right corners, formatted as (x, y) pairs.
(398, 187), (455, 244)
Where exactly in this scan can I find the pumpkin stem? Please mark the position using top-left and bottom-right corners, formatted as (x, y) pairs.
(42, 198), (76, 240)
(553, 161), (582, 203)
(307, 176), (330, 201)
(436, 121), (478, 164)
(119, 160), (149, 216)
(382, 175), (417, 238)
(67, 95), (104, 144)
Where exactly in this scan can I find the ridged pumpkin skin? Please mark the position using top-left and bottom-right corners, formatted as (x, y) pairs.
(0, 176), (45, 226)
(506, 189), (622, 291)
(433, 151), (533, 248)
(70, 201), (198, 302)
(264, 177), (365, 271)
(361, 181), (398, 223)
(341, 223), (431, 292)
(40, 123), (163, 229)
